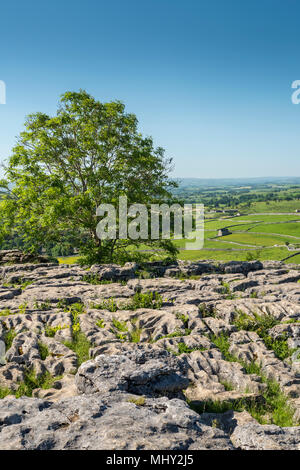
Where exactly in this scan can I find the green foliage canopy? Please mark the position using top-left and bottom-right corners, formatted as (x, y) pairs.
(0, 90), (178, 263)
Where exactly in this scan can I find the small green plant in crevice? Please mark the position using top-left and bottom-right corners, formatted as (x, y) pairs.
(19, 279), (34, 290)
(110, 318), (128, 341)
(1, 282), (11, 288)
(126, 291), (164, 310)
(4, 279), (34, 290)
(188, 398), (245, 415)
(209, 332), (297, 426)
(18, 302), (28, 315)
(211, 418), (220, 428)
(109, 317), (143, 343)
(166, 330), (188, 339)
(82, 273), (126, 285)
(65, 332), (90, 366)
(210, 333), (236, 362)
(260, 377), (295, 427)
(233, 309), (257, 330)
(111, 318), (128, 332)
(135, 269), (152, 280)
(38, 342), (50, 360)
(198, 303), (217, 318)
(91, 298), (118, 312)
(61, 304), (90, 367)
(175, 272), (201, 281)
(91, 292), (164, 312)
(2, 371), (63, 399)
(14, 369), (63, 398)
(39, 373), (63, 390)
(82, 273), (112, 285)
(250, 291), (258, 298)
(95, 318), (105, 328)
(156, 327), (192, 342)
(0, 386), (12, 399)
(63, 331), (91, 367)
(34, 300), (51, 311)
(176, 312), (189, 328)
(252, 312), (279, 333)
(242, 361), (262, 376)
(68, 302), (86, 315)
(263, 334), (296, 361)
(283, 318), (300, 324)
(233, 310), (295, 360)
(128, 396), (146, 406)
(56, 299), (69, 310)
(0, 308), (14, 317)
(44, 324), (68, 337)
(210, 332), (262, 371)
(115, 332), (127, 341)
(129, 327), (142, 343)
(4, 328), (17, 349)
(177, 342), (206, 355)
(128, 317), (142, 343)
(220, 281), (236, 300)
(167, 341), (206, 356)
(219, 379), (234, 391)
(67, 303), (86, 337)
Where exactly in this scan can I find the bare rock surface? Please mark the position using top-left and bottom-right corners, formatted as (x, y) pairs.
(75, 347), (189, 398)
(0, 393), (234, 450)
(230, 422), (300, 450)
(0, 259), (300, 449)
(0, 250), (57, 266)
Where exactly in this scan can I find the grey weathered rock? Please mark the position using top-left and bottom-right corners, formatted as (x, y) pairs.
(0, 260), (299, 449)
(0, 340), (6, 366)
(230, 422), (300, 450)
(0, 393), (234, 450)
(200, 409), (257, 434)
(0, 250), (57, 265)
(222, 261), (264, 275)
(89, 262), (138, 281)
(184, 349), (266, 404)
(75, 347), (190, 398)
(228, 331), (300, 399)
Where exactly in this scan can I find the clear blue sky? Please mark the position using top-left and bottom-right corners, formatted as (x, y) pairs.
(0, 0), (300, 178)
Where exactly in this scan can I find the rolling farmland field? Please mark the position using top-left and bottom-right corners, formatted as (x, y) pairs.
(58, 178), (300, 265)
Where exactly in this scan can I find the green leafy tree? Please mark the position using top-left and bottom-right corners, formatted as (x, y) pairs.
(0, 90), (178, 264)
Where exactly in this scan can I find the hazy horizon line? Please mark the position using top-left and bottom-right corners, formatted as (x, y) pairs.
(172, 176), (300, 180)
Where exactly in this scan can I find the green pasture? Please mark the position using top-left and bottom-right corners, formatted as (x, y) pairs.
(57, 199), (300, 265)
(221, 232), (292, 246)
(178, 246), (290, 262)
(284, 253), (300, 264)
(242, 200), (300, 213)
(234, 214), (300, 222)
(58, 256), (79, 264)
(247, 222), (300, 238)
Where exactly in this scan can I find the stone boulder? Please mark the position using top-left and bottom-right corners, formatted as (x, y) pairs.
(221, 261), (264, 275)
(230, 422), (300, 450)
(0, 393), (234, 450)
(0, 250), (58, 266)
(89, 262), (138, 281)
(75, 346), (190, 398)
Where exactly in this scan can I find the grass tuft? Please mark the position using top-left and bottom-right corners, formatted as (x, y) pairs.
(209, 332), (296, 426)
